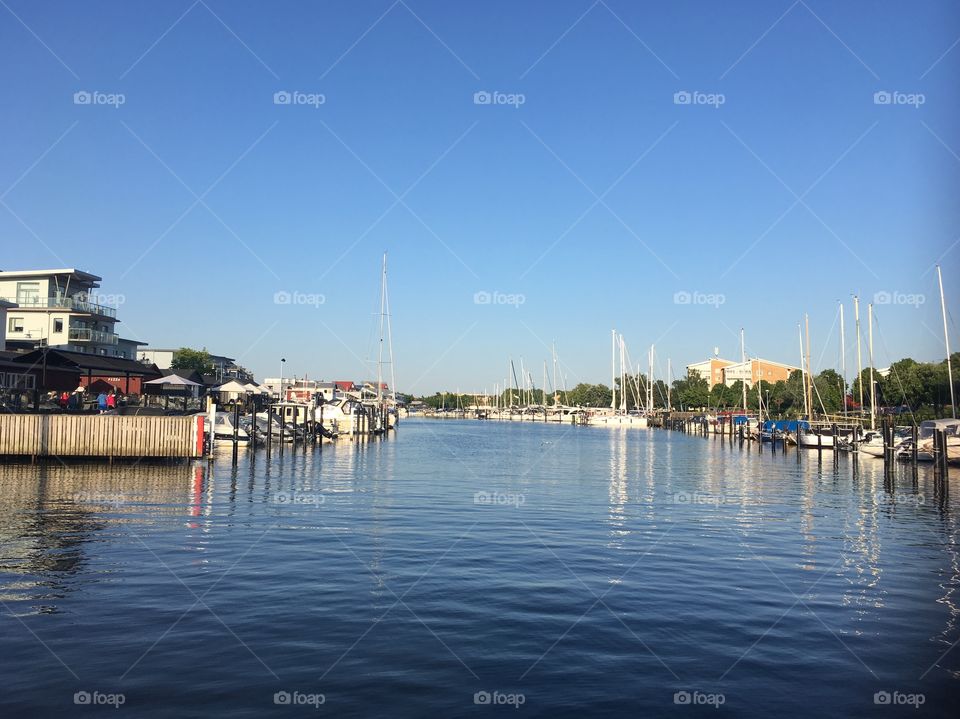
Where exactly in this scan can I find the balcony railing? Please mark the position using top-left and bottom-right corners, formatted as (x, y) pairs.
(0, 295), (118, 319)
(68, 328), (119, 345)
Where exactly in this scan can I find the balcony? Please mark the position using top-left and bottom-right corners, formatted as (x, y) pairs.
(68, 328), (119, 345)
(0, 295), (118, 319)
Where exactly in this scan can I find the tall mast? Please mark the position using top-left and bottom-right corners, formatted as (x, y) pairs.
(667, 358), (672, 411)
(839, 301), (846, 419)
(854, 296), (864, 413)
(620, 335), (627, 414)
(611, 329), (617, 411)
(376, 253), (386, 402)
(648, 344), (654, 412)
(937, 265), (957, 418)
(552, 342), (558, 406)
(740, 328), (747, 412)
(799, 323), (809, 419)
(805, 315), (814, 419)
(868, 303), (876, 430)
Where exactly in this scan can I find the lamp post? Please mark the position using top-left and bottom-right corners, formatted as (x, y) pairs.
(279, 358), (286, 401)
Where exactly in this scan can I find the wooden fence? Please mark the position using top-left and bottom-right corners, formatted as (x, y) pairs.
(0, 414), (205, 459)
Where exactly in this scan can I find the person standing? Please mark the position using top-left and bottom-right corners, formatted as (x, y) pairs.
(107, 392), (116, 411)
(97, 392), (108, 414)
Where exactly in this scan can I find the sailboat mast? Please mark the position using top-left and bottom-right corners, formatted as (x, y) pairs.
(376, 253), (386, 402)
(620, 335), (627, 414)
(611, 329), (617, 410)
(839, 301), (846, 419)
(854, 296), (864, 413)
(804, 315), (813, 420)
(937, 265), (957, 418)
(799, 323), (809, 419)
(667, 358), (672, 411)
(648, 344), (654, 412)
(740, 328), (747, 412)
(868, 303), (876, 430)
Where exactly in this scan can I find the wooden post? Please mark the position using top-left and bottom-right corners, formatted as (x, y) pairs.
(911, 425), (918, 465)
(278, 405), (284, 456)
(232, 403), (239, 464)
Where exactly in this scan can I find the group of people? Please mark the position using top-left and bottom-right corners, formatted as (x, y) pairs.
(55, 388), (125, 413)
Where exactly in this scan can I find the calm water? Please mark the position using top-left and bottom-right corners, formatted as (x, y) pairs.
(1, 418), (958, 717)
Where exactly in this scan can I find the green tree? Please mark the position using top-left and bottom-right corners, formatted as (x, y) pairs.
(171, 347), (214, 374)
(567, 383), (612, 407)
(674, 374), (709, 410)
(813, 369), (844, 414)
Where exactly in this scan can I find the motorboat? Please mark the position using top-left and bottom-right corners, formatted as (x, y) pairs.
(896, 419), (960, 462)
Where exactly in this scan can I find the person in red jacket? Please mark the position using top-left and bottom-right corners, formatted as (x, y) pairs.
(106, 392), (117, 410)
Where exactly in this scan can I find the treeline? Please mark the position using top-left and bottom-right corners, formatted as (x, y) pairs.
(415, 354), (958, 419)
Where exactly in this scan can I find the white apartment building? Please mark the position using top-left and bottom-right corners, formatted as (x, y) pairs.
(0, 268), (145, 359)
(0, 299), (14, 351)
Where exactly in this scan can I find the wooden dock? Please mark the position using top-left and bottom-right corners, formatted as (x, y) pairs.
(0, 414), (205, 459)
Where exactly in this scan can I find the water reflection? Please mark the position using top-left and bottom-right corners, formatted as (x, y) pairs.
(0, 462), (201, 611)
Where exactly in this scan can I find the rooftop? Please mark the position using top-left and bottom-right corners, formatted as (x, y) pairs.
(0, 268), (102, 285)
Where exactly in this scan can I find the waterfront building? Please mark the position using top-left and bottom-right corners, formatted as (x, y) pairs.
(0, 299), (14, 351)
(721, 358), (800, 388)
(137, 348), (253, 382)
(686, 357), (737, 388)
(0, 268), (145, 359)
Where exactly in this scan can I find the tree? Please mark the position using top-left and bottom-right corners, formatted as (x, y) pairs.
(567, 383), (612, 407)
(813, 369), (844, 414)
(673, 374), (709, 410)
(171, 347), (214, 374)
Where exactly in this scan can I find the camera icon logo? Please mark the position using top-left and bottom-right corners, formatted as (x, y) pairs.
(474, 691), (491, 705)
(473, 91), (492, 105)
(74, 91), (92, 105)
(874, 691), (891, 705)
(673, 290), (691, 305)
(673, 91), (692, 105)
(873, 91), (892, 105)
(74, 691), (92, 705)
(273, 290), (292, 305)
(274, 691), (291, 705)
(674, 690), (691, 704)
(873, 290), (891, 305)
(473, 291), (491, 305)
(274, 91), (292, 105)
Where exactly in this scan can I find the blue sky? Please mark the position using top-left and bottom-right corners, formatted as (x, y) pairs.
(1, 0), (958, 394)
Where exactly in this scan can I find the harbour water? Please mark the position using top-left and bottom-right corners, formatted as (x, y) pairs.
(1, 418), (957, 717)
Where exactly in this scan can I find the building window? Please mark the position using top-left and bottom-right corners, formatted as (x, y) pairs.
(53, 318), (64, 333)
(8, 317), (24, 333)
(15, 282), (41, 306)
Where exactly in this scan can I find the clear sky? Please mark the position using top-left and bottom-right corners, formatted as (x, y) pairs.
(1, 0), (958, 394)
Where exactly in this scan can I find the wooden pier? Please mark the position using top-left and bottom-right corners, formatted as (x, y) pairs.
(0, 414), (205, 460)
